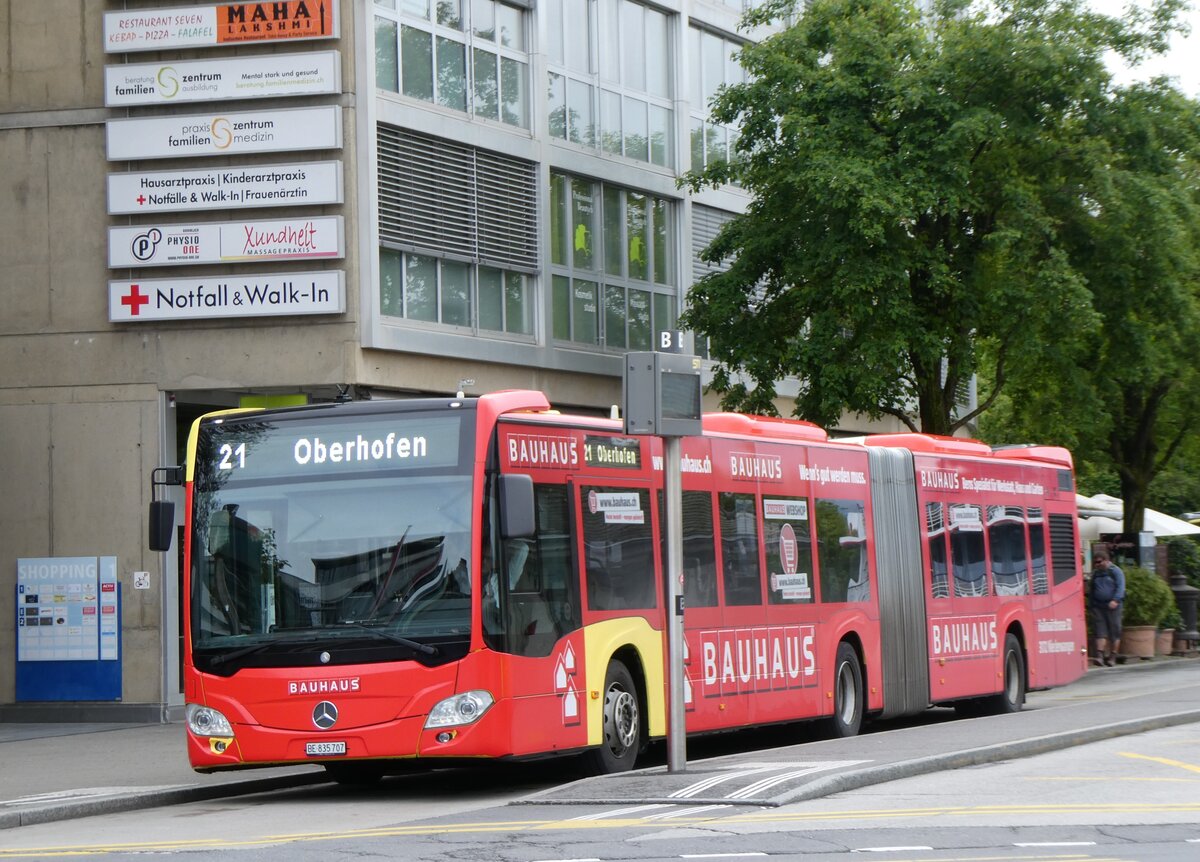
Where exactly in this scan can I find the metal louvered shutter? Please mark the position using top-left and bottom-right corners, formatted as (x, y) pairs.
(691, 204), (734, 284)
(377, 124), (537, 271)
(476, 148), (538, 270)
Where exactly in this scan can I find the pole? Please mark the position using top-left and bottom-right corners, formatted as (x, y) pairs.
(664, 435), (687, 772)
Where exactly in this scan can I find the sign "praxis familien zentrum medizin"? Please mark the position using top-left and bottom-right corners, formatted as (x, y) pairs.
(106, 106), (342, 160)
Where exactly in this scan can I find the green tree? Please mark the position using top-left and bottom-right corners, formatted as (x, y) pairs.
(680, 0), (1187, 435)
(982, 81), (1200, 532)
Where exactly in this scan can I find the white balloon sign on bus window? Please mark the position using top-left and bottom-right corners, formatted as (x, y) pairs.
(950, 504), (983, 531)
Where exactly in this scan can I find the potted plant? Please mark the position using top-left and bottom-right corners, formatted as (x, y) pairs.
(1121, 565), (1176, 659)
(1159, 605), (1184, 656)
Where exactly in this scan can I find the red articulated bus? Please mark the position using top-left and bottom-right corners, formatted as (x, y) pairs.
(149, 390), (1086, 781)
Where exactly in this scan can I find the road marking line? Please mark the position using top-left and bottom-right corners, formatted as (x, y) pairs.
(851, 847), (933, 853)
(567, 804), (673, 821)
(1119, 752), (1200, 774)
(671, 766), (780, 798)
(727, 762), (865, 799)
(1014, 842), (1098, 847)
(647, 804), (733, 820)
(680, 855), (767, 859)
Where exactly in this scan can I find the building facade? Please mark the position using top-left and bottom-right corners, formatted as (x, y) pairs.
(0, 0), (901, 720)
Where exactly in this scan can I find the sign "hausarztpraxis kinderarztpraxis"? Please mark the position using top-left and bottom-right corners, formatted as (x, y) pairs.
(106, 161), (344, 215)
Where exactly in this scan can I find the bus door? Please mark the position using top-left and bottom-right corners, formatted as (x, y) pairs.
(573, 457), (666, 740)
(925, 496), (1001, 702)
(491, 426), (588, 758)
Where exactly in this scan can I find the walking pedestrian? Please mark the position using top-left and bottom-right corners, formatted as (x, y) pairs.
(1090, 551), (1125, 666)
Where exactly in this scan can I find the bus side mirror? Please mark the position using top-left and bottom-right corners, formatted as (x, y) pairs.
(149, 500), (175, 552)
(499, 474), (535, 539)
(149, 465), (183, 552)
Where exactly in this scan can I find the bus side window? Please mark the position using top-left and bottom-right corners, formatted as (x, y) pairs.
(950, 504), (988, 597)
(815, 498), (869, 603)
(927, 502), (950, 599)
(657, 489), (719, 609)
(1027, 507), (1049, 594)
(988, 505), (1029, 596)
(582, 485), (656, 611)
(765, 495), (814, 604)
(719, 492), (762, 606)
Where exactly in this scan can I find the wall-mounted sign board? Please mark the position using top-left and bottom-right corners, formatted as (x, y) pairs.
(104, 2), (338, 53)
(107, 161), (344, 215)
(109, 216), (344, 268)
(105, 51), (341, 106)
(106, 106), (342, 160)
(109, 271), (346, 322)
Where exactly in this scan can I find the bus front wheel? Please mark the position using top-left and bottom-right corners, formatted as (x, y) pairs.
(826, 642), (864, 738)
(583, 660), (641, 775)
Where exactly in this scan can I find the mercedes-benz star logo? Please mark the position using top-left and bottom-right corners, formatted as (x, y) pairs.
(312, 701), (339, 730)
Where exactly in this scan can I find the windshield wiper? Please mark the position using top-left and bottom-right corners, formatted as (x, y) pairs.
(210, 632), (321, 666)
(211, 641), (272, 666)
(340, 621), (439, 656)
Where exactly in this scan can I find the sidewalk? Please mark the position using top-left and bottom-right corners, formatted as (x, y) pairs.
(0, 722), (326, 829)
(3, 658), (1198, 829)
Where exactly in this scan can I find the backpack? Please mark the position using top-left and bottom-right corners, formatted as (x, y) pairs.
(1091, 569), (1117, 603)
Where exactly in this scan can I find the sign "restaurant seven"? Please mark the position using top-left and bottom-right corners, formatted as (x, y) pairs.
(104, 2), (339, 53)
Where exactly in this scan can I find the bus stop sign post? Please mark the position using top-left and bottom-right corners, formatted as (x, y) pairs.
(624, 349), (702, 774)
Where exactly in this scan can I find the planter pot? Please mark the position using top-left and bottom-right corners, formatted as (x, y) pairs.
(1156, 629), (1175, 656)
(1122, 625), (1157, 660)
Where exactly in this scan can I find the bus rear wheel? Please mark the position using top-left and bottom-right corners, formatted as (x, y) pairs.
(988, 633), (1026, 714)
(583, 660), (641, 775)
(825, 642), (864, 738)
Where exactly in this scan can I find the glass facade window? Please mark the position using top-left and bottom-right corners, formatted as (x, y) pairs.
(381, 248), (533, 336)
(547, 0), (674, 167)
(549, 172), (677, 351)
(375, 0), (529, 128)
(689, 26), (744, 171)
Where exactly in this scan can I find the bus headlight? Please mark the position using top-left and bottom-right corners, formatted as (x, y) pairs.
(186, 703), (234, 737)
(425, 690), (494, 728)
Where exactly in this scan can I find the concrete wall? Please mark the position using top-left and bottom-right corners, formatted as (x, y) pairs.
(0, 0), (366, 715)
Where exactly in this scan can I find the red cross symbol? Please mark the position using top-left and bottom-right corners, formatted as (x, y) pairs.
(136, 194), (146, 205)
(121, 284), (150, 316)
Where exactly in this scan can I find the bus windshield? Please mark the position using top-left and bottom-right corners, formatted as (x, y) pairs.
(189, 406), (475, 674)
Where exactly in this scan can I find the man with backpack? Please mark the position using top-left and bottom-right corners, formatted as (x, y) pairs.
(1090, 551), (1126, 666)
